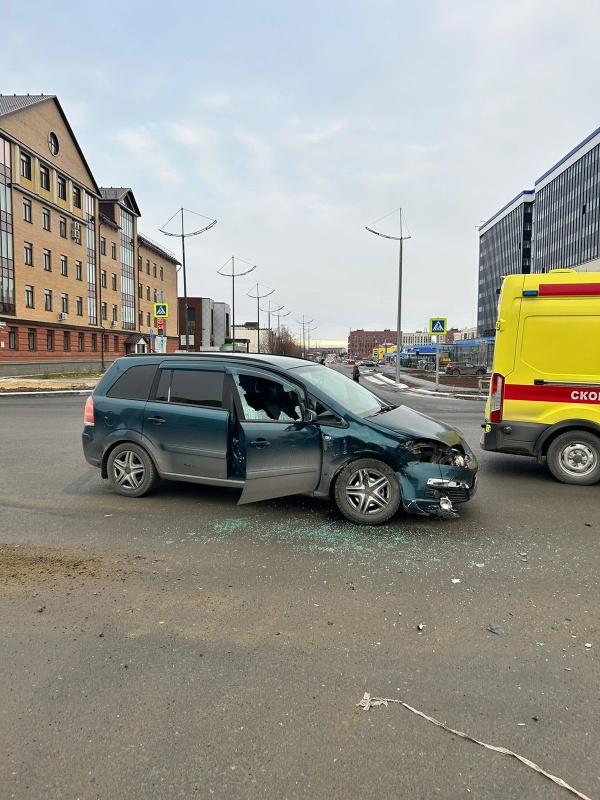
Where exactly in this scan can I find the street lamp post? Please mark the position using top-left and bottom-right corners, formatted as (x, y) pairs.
(247, 284), (274, 352)
(161, 208), (217, 351)
(217, 257), (257, 351)
(366, 208), (411, 384)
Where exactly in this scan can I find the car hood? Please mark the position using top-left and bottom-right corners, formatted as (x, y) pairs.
(365, 404), (464, 446)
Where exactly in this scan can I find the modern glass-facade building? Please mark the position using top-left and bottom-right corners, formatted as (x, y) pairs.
(477, 125), (600, 337)
(534, 129), (600, 273)
(477, 191), (533, 337)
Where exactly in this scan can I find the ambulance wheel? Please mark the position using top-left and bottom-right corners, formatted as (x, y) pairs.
(546, 430), (600, 485)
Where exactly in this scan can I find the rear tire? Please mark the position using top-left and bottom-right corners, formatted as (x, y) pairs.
(450, 369), (460, 376)
(475, 369), (485, 377)
(107, 442), (159, 497)
(334, 458), (401, 525)
(546, 430), (600, 485)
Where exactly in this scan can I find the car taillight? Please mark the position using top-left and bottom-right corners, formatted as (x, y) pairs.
(84, 395), (95, 426)
(489, 373), (504, 423)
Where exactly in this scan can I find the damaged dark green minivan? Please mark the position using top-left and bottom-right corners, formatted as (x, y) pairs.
(82, 353), (478, 525)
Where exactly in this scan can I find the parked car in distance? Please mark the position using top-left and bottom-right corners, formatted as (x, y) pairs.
(82, 353), (478, 525)
(445, 362), (488, 377)
(359, 360), (378, 368)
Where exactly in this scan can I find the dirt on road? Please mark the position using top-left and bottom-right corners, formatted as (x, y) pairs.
(0, 376), (99, 392)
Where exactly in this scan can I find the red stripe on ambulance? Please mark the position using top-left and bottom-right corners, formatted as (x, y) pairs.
(505, 384), (600, 403)
(538, 282), (600, 297)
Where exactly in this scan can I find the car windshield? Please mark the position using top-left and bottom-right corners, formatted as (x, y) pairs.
(294, 365), (387, 417)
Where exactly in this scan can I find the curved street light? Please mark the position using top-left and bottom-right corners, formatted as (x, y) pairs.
(366, 208), (411, 384)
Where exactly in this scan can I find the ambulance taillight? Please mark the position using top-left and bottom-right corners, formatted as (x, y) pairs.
(489, 373), (504, 423)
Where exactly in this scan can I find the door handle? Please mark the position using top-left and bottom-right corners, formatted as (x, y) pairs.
(250, 439), (270, 448)
(147, 416), (165, 425)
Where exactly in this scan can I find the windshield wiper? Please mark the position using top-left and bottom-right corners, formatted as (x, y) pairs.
(372, 404), (397, 416)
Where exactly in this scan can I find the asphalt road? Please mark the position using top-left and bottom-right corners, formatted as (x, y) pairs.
(0, 387), (597, 800)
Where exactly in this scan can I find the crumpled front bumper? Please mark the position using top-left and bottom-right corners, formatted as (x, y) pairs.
(397, 459), (478, 515)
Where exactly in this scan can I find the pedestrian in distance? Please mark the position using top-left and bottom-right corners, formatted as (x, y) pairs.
(352, 363), (360, 382)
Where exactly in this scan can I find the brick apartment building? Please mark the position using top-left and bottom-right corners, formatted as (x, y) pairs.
(0, 95), (179, 376)
(348, 329), (397, 359)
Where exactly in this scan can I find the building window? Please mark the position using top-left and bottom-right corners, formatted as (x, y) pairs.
(78, 332), (84, 351)
(61, 293), (68, 314)
(146, 260), (150, 274)
(73, 185), (82, 208)
(91, 333), (97, 351)
(8, 326), (17, 350)
(43, 249), (51, 271)
(46, 330), (54, 351)
(100, 237), (106, 256)
(76, 296), (83, 316)
(24, 242), (33, 266)
(28, 328), (36, 351)
(59, 217), (67, 238)
(111, 273), (117, 291)
(138, 283), (143, 299)
(159, 266), (163, 281)
(25, 285), (34, 308)
(44, 289), (52, 311)
(146, 286), (150, 300)
(138, 255), (142, 271)
(101, 302), (107, 320)
(113, 335), (119, 352)
(111, 242), (117, 260)
(146, 312), (151, 327)
(57, 175), (66, 200)
(101, 269), (107, 288)
(21, 153), (31, 180)
(60, 255), (68, 276)
(63, 331), (70, 351)
(153, 289), (157, 302)
(42, 207), (51, 230)
(40, 164), (50, 190)
(138, 310), (143, 327)
(48, 132), (59, 155)
(75, 260), (82, 281)
(23, 198), (32, 222)
(153, 263), (157, 277)
(112, 304), (117, 322)
(103, 334), (109, 353)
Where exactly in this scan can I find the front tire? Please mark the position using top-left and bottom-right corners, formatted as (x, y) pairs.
(334, 458), (401, 525)
(546, 430), (600, 485)
(107, 442), (159, 497)
(450, 369), (460, 376)
(475, 369), (485, 377)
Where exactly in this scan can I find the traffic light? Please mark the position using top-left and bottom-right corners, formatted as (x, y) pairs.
(157, 317), (164, 334)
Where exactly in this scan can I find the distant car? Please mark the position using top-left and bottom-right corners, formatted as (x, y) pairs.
(445, 362), (487, 377)
(359, 360), (378, 368)
(82, 353), (478, 525)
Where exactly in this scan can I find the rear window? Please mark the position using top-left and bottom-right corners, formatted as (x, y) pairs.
(155, 368), (224, 407)
(106, 364), (158, 400)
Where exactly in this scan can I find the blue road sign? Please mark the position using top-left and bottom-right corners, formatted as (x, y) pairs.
(429, 317), (447, 335)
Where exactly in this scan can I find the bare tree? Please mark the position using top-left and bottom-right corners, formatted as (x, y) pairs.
(269, 325), (302, 356)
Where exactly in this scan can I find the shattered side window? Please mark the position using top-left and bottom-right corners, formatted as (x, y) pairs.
(232, 372), (301, 422)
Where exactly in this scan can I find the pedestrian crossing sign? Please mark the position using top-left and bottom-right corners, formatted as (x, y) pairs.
(429, 317), (447, 335)
(154, 303), (168, 318)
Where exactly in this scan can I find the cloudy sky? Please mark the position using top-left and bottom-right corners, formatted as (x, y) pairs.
(3, 0), (600, 344)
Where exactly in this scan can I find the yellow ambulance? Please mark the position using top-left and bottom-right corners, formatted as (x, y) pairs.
(481, 269), (600, 485)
